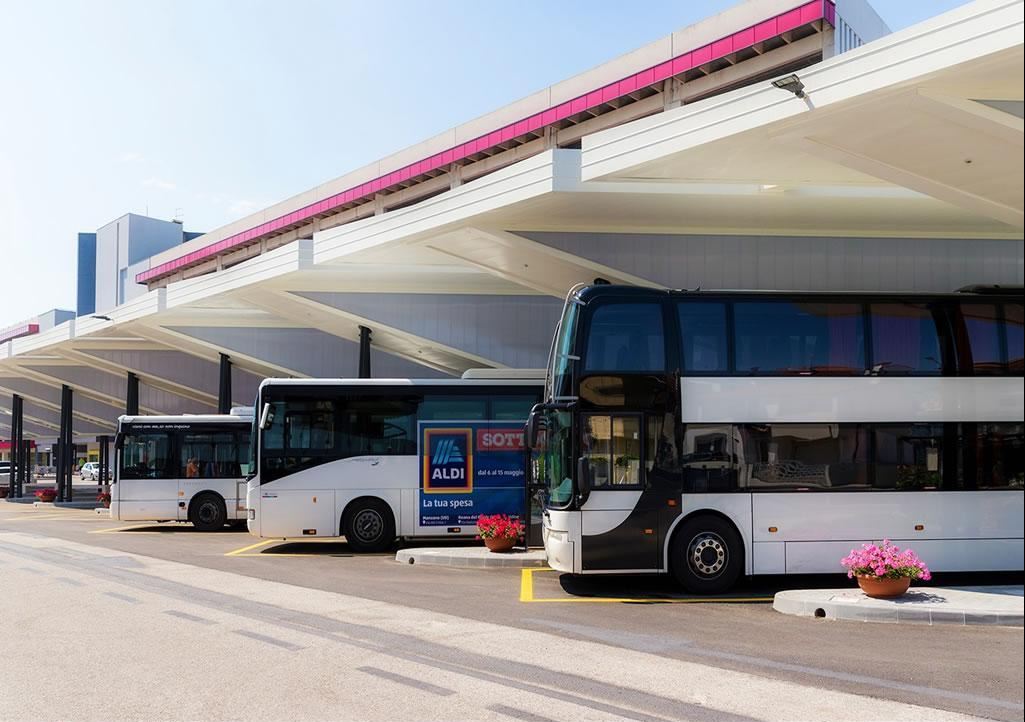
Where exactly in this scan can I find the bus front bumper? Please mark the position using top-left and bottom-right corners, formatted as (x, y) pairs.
(542, 510), (578, 573)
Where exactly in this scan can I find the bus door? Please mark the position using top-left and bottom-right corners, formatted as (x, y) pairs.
(117, 428), (178, 521)
(577, 413), (661, 571)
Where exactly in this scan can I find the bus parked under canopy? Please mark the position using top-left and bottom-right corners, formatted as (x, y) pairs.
(528, 284), (1024, 593)
(247, 372), (543, 551)
(112, 409), (253, 530)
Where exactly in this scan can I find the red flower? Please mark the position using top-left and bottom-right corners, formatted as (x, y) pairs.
(476, 514), (525, 540)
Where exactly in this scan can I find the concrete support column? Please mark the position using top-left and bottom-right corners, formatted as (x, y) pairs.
(358, 326), (372, 379)
(97, 435), (111, 486)
(57, 385), (74, 502)
(8, 394), (23, 497)
(218, 353), (232, 414)
(126, 372), (139, 416)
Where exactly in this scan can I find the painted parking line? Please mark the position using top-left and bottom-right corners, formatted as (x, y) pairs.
(224, 538), (390, 558)
(89, 524), (164, 535)
(519, 568), (773, 604)
(225, 539), (278, 556)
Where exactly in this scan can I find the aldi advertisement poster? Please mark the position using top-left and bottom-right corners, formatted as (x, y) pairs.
(419, 421), (526, 527)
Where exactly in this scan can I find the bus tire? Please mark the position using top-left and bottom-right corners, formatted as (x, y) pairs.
(669, 515), (743, 594)
(189, 493), (227, 531)
(342, 498), (395, 553)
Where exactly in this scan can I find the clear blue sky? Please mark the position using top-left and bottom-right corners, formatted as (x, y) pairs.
(0, 0), (970, 328)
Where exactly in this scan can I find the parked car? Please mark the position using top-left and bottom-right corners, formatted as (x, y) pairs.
(80, 462), (101, 481)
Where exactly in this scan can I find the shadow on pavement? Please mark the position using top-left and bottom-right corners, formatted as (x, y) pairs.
(556, 570), (1025, 602)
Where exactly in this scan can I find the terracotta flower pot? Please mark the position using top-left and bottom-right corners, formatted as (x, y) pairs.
(484, 536), (517, 553)
(856, 575), (910, 599)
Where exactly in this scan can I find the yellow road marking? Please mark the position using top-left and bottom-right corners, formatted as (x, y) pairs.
(518, 568), (772, 604)
(89, 524), (163, 534)
(224, 539), (277, 556)
(225, 537), (391, 557)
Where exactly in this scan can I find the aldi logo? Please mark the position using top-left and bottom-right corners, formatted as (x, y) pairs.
(423, 428), (473, 493)
(432, 437), (465, 465)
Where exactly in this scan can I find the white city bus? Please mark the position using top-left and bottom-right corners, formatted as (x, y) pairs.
(528, 284), (1025, 593)
(246, 372), (543, 551)
(112, 409), (253, 530)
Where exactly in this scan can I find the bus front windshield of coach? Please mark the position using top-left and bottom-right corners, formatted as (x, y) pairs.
(546, 298), (579, 403)
(536, 295), (580, 508)
(538, 409), (574, 508)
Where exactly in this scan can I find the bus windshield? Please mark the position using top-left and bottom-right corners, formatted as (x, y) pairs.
(547, 299), (579, 403)
(538, 408), (574, 508)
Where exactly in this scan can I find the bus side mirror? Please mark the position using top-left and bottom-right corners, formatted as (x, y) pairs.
(577, 456), (591, 498)
(114, 434), (124, 451)
(525, 404), (544, 449)
(259, 403), (274, 431)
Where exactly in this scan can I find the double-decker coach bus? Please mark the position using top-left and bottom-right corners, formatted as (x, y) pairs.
(528, 284), (1024, 593)
(247, 371), (543, 551)
(112, 409), (253, 530)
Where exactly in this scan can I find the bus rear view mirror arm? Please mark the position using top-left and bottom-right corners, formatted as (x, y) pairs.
(525, 404), (545, 449)
(259, 403), (274, 431)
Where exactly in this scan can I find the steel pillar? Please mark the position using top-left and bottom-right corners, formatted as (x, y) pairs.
(358, 326), (372, 379)
(126, 372), (139, 416)
(58, 385), (74, 502)
(96, 435), (111, 485)
(218, 353), (232, 414)
(8, 394), (23, 497)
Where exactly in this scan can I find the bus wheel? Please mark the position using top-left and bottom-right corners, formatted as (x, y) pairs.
(343, 498), (395, 553)
(669, 515), (742, 594)
(190, 493), (227, 532)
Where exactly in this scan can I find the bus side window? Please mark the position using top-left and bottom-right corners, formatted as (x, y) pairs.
(870, 303), (943, 375)
(581, 414), (642, 488)
(490, 395), (538, 421)
(584, 303), (666, 373)
(678, 302), (728, 373)
(681, 425), (736, 493)
(420, 396), (486, 421)
(120, 432), (172, 480)
(1005, 304), (1023, 373)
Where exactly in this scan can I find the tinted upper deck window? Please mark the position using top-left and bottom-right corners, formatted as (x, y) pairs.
(584, 303), (666, 373)
(734, 302), (865, 375)
(870, 303), (943, 375)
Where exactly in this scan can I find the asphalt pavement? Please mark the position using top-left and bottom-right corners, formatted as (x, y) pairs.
(1, 503), (1022, 721)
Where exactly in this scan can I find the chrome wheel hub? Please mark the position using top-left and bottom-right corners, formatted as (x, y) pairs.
(688, 532), (727, 577)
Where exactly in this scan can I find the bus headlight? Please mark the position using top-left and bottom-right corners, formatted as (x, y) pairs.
(248, 508), (256, 520)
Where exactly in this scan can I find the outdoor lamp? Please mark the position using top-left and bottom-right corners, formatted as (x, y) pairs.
(771, 74), (806, 98)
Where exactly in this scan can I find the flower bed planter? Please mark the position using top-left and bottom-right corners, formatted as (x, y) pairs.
(841, 540), (930, 599)
(477, 514), (524, 554)
(856, 575), (911, 599)
(34, 489), (57, 503)
(483, 536), (516, 553)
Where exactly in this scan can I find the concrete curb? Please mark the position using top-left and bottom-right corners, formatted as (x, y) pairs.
(26, 501), (99, 510)
(3, 499), (104, 509)
(774, 586), (1024, 627)
(396, 546), (548, 569)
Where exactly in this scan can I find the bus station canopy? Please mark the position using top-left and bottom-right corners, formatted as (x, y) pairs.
(2, 0), (1022, 441)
